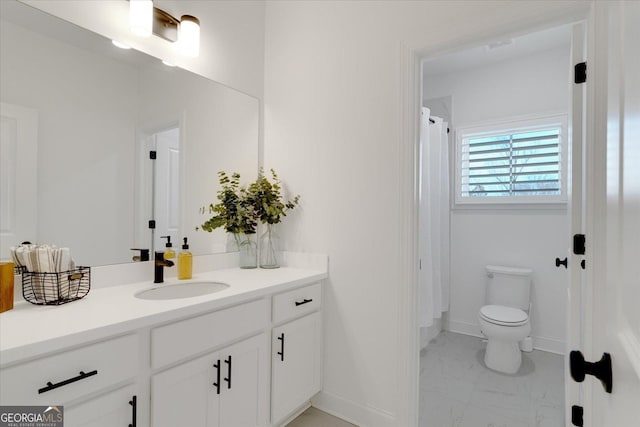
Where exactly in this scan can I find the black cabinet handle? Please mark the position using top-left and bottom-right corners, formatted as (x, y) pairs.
(295, 298), (313, 306)
(277, 333), (285, 362)
(212, 360), (221, 394)
(128, 395), (137, 427)
(555, 257), (568, 268)
(38, 370), (98, 394)
(224, 356), (232, 390)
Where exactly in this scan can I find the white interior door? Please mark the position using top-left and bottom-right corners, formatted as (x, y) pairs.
(0, 103), (37, 260)
(153, 127), (180, 254)
(566, 21), (587, 426)
(589, 1), (640, 426)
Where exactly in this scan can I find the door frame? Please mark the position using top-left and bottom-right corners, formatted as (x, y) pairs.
(398, 7), (594, 427)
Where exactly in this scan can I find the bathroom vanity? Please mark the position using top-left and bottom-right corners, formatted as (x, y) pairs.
(0, 260), (326, 427)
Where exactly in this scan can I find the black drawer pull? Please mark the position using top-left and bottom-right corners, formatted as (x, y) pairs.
(277, 333), (285, 362)
(213, 360), (221, 394)
(128, 395), (137, 427)
(295, 298), (313, 306)
(38, 370), (98, 394)
(224, 355), (232, 390)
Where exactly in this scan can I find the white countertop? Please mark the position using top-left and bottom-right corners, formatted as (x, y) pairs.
(0, 266), (327, 367)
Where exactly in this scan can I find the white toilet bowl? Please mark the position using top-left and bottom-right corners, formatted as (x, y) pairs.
(479, 304), (531, 374)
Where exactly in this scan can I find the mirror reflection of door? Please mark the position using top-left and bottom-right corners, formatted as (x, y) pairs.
(151, 127), (180, 258)
(0, 103), (37, 261)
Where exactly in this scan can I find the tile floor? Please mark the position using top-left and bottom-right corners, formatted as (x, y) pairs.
(419, 331), (565, 427)
(286, 407), (357, 427)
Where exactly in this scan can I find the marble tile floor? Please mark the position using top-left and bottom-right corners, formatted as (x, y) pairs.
(286, 407), (357, 427)
(419, 331), (565, 427)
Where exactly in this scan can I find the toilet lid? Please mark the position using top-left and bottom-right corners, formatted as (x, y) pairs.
(480, 305), (528, 326)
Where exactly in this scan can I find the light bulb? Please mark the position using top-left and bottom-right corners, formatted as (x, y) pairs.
(179, 15), (200, 58)
(130, 0), (153, 37)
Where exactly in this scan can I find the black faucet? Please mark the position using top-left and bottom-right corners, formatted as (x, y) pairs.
(154, 251), (174, 283)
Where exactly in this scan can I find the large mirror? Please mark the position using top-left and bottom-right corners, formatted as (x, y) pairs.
(0, 0), (259, 266)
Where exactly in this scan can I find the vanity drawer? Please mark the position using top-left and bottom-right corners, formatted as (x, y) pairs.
(0, 334), (138, 406)
(272, 283), (322, 324)
(151, 298), (267, 369)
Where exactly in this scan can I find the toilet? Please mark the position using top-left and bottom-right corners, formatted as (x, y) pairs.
(478, 265), (532, 374)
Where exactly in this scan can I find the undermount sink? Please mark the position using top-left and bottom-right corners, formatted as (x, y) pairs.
(135, 282), (229, 300)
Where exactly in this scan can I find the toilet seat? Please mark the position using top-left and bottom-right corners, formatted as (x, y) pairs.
(480, 305), (528, 326)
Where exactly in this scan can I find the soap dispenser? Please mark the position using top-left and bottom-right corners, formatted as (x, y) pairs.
(161, 236), (175, 260)
(178, 237), (193, 280)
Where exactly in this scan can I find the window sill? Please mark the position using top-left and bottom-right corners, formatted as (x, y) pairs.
(452, 201), (568, 211)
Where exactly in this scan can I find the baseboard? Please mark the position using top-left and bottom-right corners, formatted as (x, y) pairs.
(532, 336), (565, 354)
(311, 391), (396, 427)
(446, 320), (565, 355)
(277, 402), (311, 427)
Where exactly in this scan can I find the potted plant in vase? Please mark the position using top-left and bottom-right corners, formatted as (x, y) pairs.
(247, 169), (300, 269)
(198, 171), (258, 268)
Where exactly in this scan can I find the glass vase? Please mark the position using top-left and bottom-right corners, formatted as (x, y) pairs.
(233, 233), (257, 269)
(259, 224), (280, 269)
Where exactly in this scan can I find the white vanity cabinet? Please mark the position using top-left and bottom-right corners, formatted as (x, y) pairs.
(0, 267), (327, 427)
(151, 333), (267, 427)
(149, 298), (269, 427)
(0, 333), (140, 427)
(270, 283), (322, 425)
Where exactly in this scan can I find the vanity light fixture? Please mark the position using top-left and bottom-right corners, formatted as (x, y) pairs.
(129, 0), (153, 37)
(128, 0), (201, 58)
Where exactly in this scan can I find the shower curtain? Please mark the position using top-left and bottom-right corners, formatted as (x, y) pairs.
(419, 107), (450, 345)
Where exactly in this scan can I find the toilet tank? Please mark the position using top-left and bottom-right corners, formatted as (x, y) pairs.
(485, 265), (532, 311)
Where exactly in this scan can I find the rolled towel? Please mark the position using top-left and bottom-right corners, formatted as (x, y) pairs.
(53, 247), (71, 273)
(29, 246), (56, 301)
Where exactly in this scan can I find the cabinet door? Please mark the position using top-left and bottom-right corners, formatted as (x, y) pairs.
(217, 334), (268, 427)
(151, 352), (218, 427)
(64, 384), (137, 427)
(271, 312), (322, 424)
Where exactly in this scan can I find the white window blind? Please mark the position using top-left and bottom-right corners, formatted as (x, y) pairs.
(456, 116), (567, 204)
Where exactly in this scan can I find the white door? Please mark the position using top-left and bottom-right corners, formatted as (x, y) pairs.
(566, 21), (587, 426)
(588, 2), (640, 426)
(151, 351), (218, 427)
(64, 385), (136, 427)
(217, 334), (267, 427)
(271, 313), (322, 424)
(0, 103), (37, 259)
(153, 127), (180, 254)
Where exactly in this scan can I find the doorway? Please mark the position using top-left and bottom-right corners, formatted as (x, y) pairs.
(417, 24), (578, 426)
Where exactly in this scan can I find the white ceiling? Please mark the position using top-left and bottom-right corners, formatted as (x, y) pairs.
(422, 24), (572, 77)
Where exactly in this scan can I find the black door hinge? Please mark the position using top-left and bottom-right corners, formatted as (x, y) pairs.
(571, 405), (584, 426)
(148, 220), (156, 229)
(575, 62), (587, 84)
(150, 150), (157, 160)
(573, 234), (586, 255)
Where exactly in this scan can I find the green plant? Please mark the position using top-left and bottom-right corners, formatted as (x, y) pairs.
(197, 171), (257, 234)
(247, 168), (300, 225)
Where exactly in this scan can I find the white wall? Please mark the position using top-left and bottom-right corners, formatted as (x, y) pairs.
(423, 46), (571, 353)
(264, 1), (588, 425)
(0, 20), (138, 266)
(21, 0), (266, 99)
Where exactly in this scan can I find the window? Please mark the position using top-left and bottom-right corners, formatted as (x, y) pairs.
(455, 115), (568, 205)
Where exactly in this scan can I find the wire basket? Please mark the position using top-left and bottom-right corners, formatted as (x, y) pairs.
(22, 266), (91, 305)
(14, 265), (26, 275)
